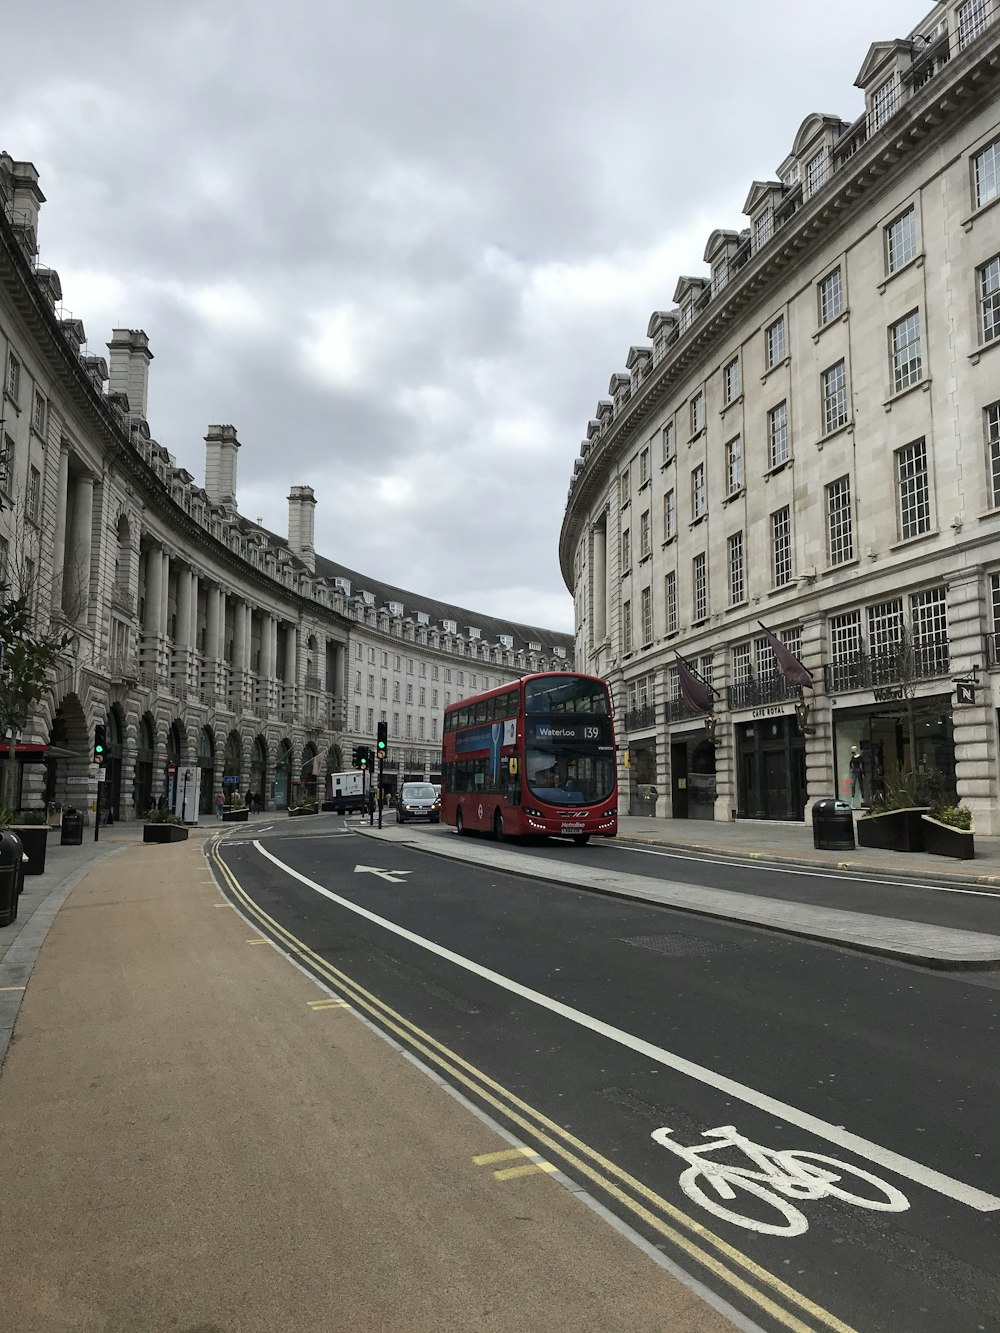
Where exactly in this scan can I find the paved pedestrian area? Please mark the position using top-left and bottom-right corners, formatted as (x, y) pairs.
(0, 834), (739, 1333)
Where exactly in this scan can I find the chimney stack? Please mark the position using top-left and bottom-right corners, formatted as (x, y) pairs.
(4, 157), (44, 249)
(107, 329), (153, 419)
(287, 485), (317, 572)
(204, 425), (240, 507)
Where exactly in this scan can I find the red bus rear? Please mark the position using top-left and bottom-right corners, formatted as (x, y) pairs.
(440, 671), (617, 845)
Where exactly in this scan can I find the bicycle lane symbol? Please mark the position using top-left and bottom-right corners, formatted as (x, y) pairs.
(651, 1123), (910, 1236)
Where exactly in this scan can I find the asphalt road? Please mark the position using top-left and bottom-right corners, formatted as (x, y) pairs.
(217, 821), (1000, 1333)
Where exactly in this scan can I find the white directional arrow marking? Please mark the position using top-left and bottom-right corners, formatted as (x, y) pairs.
(354, 864), (413, 884)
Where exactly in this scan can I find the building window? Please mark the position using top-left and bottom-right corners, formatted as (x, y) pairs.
(690, 392), (704, 435)
(663, 488), (676, 540)
(826, 476), (854, 565)
(392, 680), (400, 701)
(418, 717), (425, 740)
(771, 507), (792, 587)
(406, 683), (413, 704)
(958, 0), (990, 49)
(662, 420), (675, 464)
(867, 599), (904, 660)
(354, 705), (361, 730)
(818, 268), (843, 326)
(768, 401), (789, 468)
(822, 360), (848, 434)
(665, 572), (678, 634)
(885, 208), (918, 273)
(5, 353), (19, 402)
(725, 435), (743, 495)
(406, 715), (412, 738)
(723, 358), (740, 404)
(27, 465), (40, 522)
(380, 678), (387, 699)
(0, 434), (10, 493)
(830, 610), (862, 671)
(753, 212), (772, 253)
(805, 150), (827, 198)
(31, 390), (46, 436)
(910, 586), (948, 673)
(622, 600), (633, 654)
(728, 531), (745, 605)
(620, 467), (630, 508)
(896, 438), (931, 539)
(870, 78), (896, 132)
(432, 689), (438, 707)
(366, 707), (375, 731)
(974, 140), (1000, 209)
(367, 674), (375, 696)
(621, 527), (631, 571)
(692, 463), (706, 519)
(890, 310), (923, 393)
(393, 712), (399, 735)
(419, 686), (425, 706)
(978, 256), (1000, 343)
(641, 586), (653, 646)
(639, 509), (651, 559)
(639, 446), (650, 486)
(693, 552), (708, 622)
(731, 642), (752, 686)
(987, 402), (1000, 506)
(765, 317), (785, 368)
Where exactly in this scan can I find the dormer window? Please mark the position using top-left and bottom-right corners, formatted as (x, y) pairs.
(388, 600), (404, 615)
(499, 633), (513, 649)
(804, 150), (827, 198)
(753, 212), (772, 253)
(958, 0), (990, 50)
(711, 258), (729, 295)
(869, 78), (896, 133)
(442, 619), (457, 634)
(679, 301), (694, 332)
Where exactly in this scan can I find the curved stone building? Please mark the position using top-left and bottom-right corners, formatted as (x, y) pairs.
(0, 151), (572, 821)
(561, 1), (1000, 830)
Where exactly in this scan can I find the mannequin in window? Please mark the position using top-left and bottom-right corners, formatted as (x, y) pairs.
(849, 745), (865, 807)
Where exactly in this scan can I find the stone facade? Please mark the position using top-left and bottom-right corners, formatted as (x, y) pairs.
(0, 153), (572, 821)
(560, 2), (1000, 831)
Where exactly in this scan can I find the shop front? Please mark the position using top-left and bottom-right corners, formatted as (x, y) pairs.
(832, 694), (955, 809)
(670, 731), (717, 820)
(628, 739), (658, 816)
(734, 710), (806, 821)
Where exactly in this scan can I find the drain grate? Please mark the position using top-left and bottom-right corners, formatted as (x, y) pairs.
(619, 933), (740, 958)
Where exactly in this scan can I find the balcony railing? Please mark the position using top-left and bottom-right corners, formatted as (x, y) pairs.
(824, 638), (950, 693)
(665, 697), (708, 723)
(304, 672), (323, 691)
(727, 674), (799, 710)
(109, 582), (135, 615)
(623, 703), (656, 732)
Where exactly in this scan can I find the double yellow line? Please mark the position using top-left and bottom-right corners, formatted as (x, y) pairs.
(209, 837), (855, 1333)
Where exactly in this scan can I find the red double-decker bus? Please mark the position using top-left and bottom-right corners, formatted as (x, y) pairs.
(440, 671), (617, 845)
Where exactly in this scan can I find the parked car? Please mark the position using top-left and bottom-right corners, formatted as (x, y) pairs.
(396, 782), (441, 824)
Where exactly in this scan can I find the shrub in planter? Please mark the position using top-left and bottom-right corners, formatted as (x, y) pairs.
(143, 807), (189, 843)
(222, 808), (250, 822)
(921, 803), (974, 860)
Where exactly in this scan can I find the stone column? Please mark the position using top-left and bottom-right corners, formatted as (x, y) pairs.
(233, 600), (248, 673)
(51, 444), (70, 612)
(68, 473), (94, 623)
(592, 522), (607, 645)
(284, 623), (298, 714)
(176, 568), (192, 648)
(159, 551), (171, 639)
(948, 573), (996, 833)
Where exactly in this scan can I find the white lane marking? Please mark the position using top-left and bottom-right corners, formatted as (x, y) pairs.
(355, 864), (412, 884)
(252, 838), (1000, 1213)
(614, 843), (1000, 900)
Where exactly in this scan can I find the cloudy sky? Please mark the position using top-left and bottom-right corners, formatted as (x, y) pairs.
(7, 0), (923, 632)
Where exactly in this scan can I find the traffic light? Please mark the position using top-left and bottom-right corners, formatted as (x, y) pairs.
(352, 744), (361, 769)
(93, 723), (106, 767)
(358, 746), (369, 769)
(376, 721), (387, 756)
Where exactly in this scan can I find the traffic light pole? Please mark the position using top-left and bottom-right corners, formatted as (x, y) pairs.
(377, 755), (384, 829)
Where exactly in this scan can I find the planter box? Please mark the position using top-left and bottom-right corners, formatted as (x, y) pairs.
(856, 807), (930, 853)
(921, 815), (975, 860)
(142, 824), (189, 844)
(222, 808), (250, 822)
(288, 807), (319, 817)
(11, 825), (49, 875)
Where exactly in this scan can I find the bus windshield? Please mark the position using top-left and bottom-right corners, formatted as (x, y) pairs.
(523, 675), (615, 805)
(524, 677), (609, 714)
(524, 749), (615, 806)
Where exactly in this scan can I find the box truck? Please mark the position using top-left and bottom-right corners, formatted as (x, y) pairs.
(323, 770), (370, 815)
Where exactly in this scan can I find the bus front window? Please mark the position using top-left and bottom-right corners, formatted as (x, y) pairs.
(525, 750), (614, 806)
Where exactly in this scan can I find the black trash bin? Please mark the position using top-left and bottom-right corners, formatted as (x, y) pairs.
(0, 830), (25, 928)
(812, 798), (856, 851)
(60, 807), (84, 845)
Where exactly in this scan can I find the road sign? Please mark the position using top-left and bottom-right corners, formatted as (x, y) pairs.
(96, 770), (107, 783)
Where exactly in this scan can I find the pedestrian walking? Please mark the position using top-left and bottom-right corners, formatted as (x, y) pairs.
(216, 791), (225, 819)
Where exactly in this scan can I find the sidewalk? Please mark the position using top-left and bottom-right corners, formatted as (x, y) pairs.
(0, 833), (740, 1333)
(615, 813), (1000, 886)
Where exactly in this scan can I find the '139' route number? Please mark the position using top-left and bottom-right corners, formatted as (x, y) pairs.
(651, 1123), (910, 1236)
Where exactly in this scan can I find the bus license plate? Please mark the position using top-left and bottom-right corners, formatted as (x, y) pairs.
(561, 823), (584, 833)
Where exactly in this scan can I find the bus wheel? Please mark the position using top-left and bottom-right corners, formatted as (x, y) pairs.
(456, 808), (466, 836)
(493, 810), (504, 842)
(572, 834), (590, 846)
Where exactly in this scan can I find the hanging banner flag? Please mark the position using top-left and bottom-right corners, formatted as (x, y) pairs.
(674, 652), (716, 713)
(758, 621), (813, 687)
